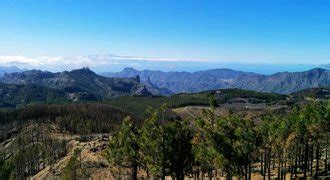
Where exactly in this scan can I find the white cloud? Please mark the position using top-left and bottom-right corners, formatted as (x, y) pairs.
(0, 54), (206, 71)
(0, 55), (118, 68)
(0, 54), (204, 66)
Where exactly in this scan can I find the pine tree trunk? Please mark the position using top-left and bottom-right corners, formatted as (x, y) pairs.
(303, 141), (308, 180)
(176, 171), (184, 180)
(325, 137), (328, 176)
(263, 152), (267, 180)
(162, 165), (165, 180)
(294, 146), (298, 179)
(278, 152), (281, 180)
(226, 172), (231, 180)
(261, 154), (263, 176)
(283, 160), (286, 180)
(132, 165), (138, 180)
(298, 145), (301, 167)
(162, 134), (166, 180)
(315, 143), (320, 179)
(245, 164), (248, 180)
(289, 150), (293, 180)
(215, 169), (218, 178)
(268, 148), (271, 180)
(310, 144), (313, 176)
(209, 170), (212, 180)
(249, 163), (252, 180)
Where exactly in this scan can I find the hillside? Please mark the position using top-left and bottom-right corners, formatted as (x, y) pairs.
(0, 87), (328, 179)
(232, 68), (330, 94)
(0, 68), (151, 99)
(290, 87), (330, 100)
(102, 88), (288, 118)
(0, 82), (68, 107)
(103, 67), (330, 94)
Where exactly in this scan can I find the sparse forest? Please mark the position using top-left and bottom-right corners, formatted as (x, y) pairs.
(106, 100), (329, 179)
(0, 96), (329, 179)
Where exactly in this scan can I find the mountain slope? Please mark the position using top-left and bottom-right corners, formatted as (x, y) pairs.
(232, 68), (330, 94)
(0, 82), (67, 107)
(103, 68), (330, 94)
(291, 87), (330, 100)
(1, 68), (151, 98)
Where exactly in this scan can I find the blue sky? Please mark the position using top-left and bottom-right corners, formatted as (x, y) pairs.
(0, 0), (329, 72)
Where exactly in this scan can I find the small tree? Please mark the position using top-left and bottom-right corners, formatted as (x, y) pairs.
(61, 148), (82, 180)
(140, 107), (170, 179)
(166, 120), (194, 180)
(106, 117), (141, 180)
(192, 117), (221, 179)
(209, 95), (219, 108)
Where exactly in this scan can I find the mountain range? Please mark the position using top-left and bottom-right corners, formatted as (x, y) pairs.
(0, 68), (151, 100)
(0, 66), (329, 107)
(103, 67), (330, 94)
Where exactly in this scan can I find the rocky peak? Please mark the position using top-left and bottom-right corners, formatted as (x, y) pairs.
(69, 68), (96, 76)
(131, 84), (151, 96)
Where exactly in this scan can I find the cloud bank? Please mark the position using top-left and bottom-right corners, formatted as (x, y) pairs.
(0, 54), (205, 71)
(0, 54), (322, 74)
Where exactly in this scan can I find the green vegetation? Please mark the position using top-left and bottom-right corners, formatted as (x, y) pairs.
(103, 88), (287, 118)
(0, 126), (67, 179)
(0, 88), (329, 179)
(0, 83), (68, 108)
(291, 87), (330, 100)
(106, 108), (194, 180)
(106, 117), (141, 179)
(102, 94), (209, 118)
(0, 159), (14, 180)
(106, 100), (329, 179)
(0, 104), (133, 134)
(61, 148), (83, 180)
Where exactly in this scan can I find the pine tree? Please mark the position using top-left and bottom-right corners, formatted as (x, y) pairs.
(192, 116), (221, 179)
(140, 107), (169, 179)
(106, 117), (141, 180)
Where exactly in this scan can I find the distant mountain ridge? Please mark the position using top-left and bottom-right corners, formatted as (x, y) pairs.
(103, 68), (256, 94)
(0, 66), (23, 76)
(103, 67), (330, 94)
(1, 68), (152, 99)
